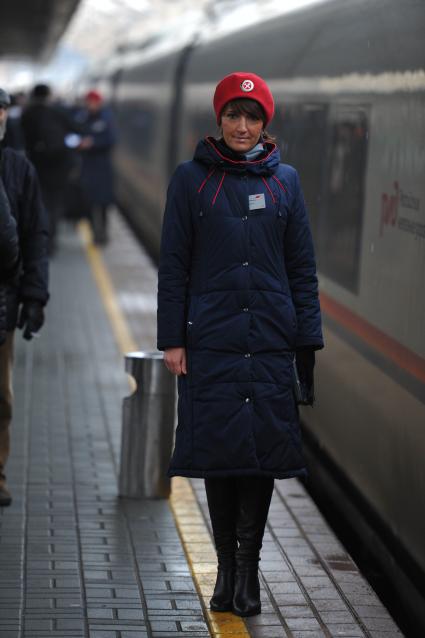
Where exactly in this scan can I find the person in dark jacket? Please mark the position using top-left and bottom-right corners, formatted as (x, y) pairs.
(157, 73), (323, 617)
(0, 88), (49, 507)
(0, 172), (20, 347)
(76, 90), (116, 245)
(21, 83), (76, 254)
(0, 89), (20, 347)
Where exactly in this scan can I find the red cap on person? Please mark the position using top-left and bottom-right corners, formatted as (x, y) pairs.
(213, 72), (274, 126)
(85, 90), (103, 103)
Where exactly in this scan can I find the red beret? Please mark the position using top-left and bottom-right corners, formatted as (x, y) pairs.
(85, 90), (102, 103)
(213, 72), (275, 126)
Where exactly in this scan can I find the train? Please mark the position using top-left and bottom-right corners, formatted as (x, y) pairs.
(92, 0), (425, 630)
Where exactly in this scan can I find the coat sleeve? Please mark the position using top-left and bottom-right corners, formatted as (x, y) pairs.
(284, 169), (323, 350)
(157, 164), (193, 351)
(0, 177), (19, 279)
(18, 159), (49, 305)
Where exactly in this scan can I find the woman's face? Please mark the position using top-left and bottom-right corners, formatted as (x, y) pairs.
(220, 104), (263, 153)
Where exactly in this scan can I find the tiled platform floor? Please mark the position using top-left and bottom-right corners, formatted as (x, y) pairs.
(0, 213), (404, 638)
(0, 225), (208, 638)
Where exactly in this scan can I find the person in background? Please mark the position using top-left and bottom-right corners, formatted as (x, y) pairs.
(157, 72), (323, 617)
(21, 83), (76, 254)
(0, 88), (49, 507)
(0, 89), (20, 343)
(75, 90), (116, 245)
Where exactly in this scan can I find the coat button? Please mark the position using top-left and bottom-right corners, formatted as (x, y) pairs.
(245, 397), (251, 403)
(242, 261), (249, 267)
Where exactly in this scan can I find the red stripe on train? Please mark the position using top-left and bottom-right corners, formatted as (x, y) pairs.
(320, 290), (425, 385)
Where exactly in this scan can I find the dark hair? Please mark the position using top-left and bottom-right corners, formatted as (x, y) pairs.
(220, 98), (275, 141)
(31, 84), (51, 99)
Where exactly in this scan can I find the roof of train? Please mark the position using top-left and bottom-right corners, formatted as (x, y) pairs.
(114, 0), (424, 79)
(190, 0), (425, 78)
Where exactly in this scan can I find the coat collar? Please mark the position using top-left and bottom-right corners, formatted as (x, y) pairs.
(193, 136), (280, 176)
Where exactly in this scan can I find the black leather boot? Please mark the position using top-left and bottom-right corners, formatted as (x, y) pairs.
(233, 567), (261, 617)
(232, 477), (274, 617)
(210, 567), (235, 612)
(205, 478), (238, 612)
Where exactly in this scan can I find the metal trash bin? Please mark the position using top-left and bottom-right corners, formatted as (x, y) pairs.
(119, 351), (176, 498)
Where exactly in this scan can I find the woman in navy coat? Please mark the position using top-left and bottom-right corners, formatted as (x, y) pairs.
(157, 72), (323, 617)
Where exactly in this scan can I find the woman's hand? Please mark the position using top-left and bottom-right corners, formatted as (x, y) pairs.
(164, 347), (187, 376)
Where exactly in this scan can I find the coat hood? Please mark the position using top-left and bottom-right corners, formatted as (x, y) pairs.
(194, 136), (281, 176)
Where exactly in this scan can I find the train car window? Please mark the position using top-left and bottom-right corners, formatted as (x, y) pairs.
(319, 106), (368, 292)
(182, 110), (217, 161)
(275, 102), (328, 241)
(276, 102), (368, 293)
(116, 98), (156, 162)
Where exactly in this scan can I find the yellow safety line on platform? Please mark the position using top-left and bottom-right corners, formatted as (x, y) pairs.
(78, 220), (250, 637)
(170, 478), (250, 636)
(78, 221), (138, 354)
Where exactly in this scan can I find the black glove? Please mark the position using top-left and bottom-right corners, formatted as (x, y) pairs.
(295, 349), (315, 405)
(17, 301), (45, 340)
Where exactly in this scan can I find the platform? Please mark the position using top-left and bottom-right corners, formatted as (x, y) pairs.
(0, 212), (404, 638)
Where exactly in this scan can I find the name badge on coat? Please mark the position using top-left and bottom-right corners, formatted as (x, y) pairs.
(248, 193), (266, 210)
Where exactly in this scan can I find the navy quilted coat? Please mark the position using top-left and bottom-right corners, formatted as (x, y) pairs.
(157, 137), (323, 479)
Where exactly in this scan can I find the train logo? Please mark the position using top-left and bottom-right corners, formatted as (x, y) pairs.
(380, 181), (423, 238)
(380, 181), (399, 236)
(241, 79), (254, 92)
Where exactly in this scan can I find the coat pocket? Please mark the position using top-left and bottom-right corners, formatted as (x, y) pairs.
(277, 206), (288, 232)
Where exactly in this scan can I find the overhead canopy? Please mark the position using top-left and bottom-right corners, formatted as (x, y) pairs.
(0, 0), (80, 61)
